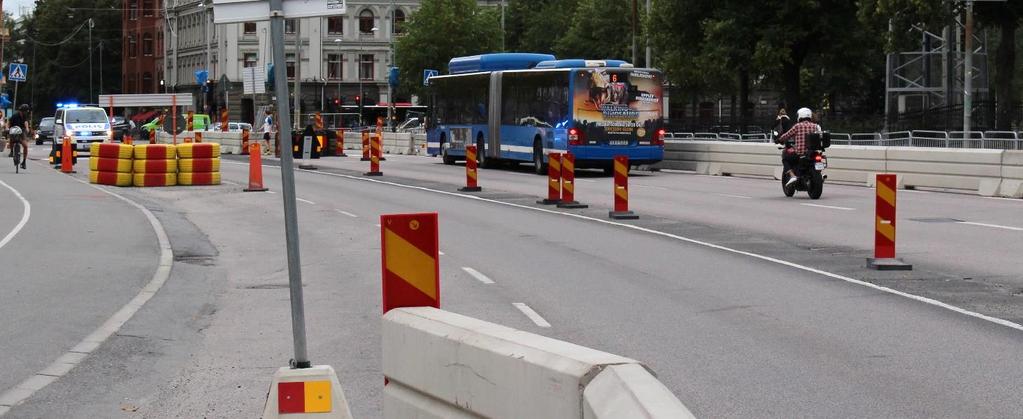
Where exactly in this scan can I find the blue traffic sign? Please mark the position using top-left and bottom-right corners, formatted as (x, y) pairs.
(195, 70), (209, 85)
(8, 63), (27, 82)
(423, 69), (439, 86)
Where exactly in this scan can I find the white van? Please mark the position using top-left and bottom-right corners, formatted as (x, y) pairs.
(53, 105), (111, 153)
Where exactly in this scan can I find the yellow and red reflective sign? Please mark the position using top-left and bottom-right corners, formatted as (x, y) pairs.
(875, 174), (898, 258)
(278, 380), (332, 414)
(547, 153), (562, 201)
(381, 213), (440, 313)
(613, 155), (629, 212)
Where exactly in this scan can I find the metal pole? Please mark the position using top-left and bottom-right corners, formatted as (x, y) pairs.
(631, 0), (638, 65)
(500, 0), (505, 51)
(963, 0), (973, 136)
(99, 42), (103, 95)
(884, 53), (891, 133)
(269, 0), (310, 369)
(89, 18), (93, 103)
(205, 4), (211, 113)
(644, 0), (650, 68)
(294, 20), (302, 130)
(387, 0), (394, 131)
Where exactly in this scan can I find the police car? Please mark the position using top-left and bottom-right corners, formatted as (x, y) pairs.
(52, 103), (111, 155)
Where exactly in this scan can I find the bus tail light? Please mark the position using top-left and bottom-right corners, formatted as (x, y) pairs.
(568, 128), (584, 145)
(652, 129), (666, 146)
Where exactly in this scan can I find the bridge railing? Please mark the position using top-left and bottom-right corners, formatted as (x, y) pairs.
(666, 130), (1023, 150)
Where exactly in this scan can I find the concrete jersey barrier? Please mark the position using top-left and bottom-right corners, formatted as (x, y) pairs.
(382, 307), (696, 419)
(657, 140), (1023, 198)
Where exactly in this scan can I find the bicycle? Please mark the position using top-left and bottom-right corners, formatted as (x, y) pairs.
(8, 127), (23, 173)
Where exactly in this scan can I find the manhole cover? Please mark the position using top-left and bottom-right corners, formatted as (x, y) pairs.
(908, 217), (963, 223)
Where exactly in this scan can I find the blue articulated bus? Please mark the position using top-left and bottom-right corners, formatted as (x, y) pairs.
(426, 53), (665, 174)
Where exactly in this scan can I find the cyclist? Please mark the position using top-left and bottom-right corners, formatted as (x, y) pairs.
(7, 104), (31, 169)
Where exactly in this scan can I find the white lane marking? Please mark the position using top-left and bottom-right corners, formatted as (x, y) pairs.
(513, 303), (552, 328)
(576, 179), (596, 183)
(439, 251), (446, 256)
(0, 180), (31, 251)
(632, 183), (669, 190)
(957, 221), (1023, 232)
(801, 203), (855, 211)
(221, 180), (241, 186)
(984, 196), (1023, 203)
(0, 179), (174, 415)
(335, 209), (358, 218)
(461, 267), (495, 284)
(295, 167), (1023, 334)
(715, 193), (752, 199)
(265, 190), (276, 194)
(296, 198), (316, 205)
(375, 224), (381, 228)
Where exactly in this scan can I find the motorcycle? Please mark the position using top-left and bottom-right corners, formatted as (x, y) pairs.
(775, 131), (830, 199)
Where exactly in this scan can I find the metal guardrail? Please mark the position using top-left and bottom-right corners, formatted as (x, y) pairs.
(664, 130), (1023, 150)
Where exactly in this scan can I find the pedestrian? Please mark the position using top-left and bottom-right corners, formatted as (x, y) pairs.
(261, 110), (274, 155)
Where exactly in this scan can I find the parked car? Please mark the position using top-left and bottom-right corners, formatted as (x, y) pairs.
(34, 117), (55, 145)
(211, 122), (253, 132)
(111, 116), (131, 142)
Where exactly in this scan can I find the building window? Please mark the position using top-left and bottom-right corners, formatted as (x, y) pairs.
(285, 19), (296, 34)
(143, 73), (154, 93)
(393, 9), (405, 34)
(143, 33), (154, 56)
(327, 54), (342, 80)
(129, 0), (138, 20)
(327, 16), (342, 35)
(244, 53), (258, 68)
(360, 54), (374, 81)
(156, 32), (163, 56)
(359, 10), (374, 34)
(143, 0), (154, 16)
(128, 34), (137, 58)
(244, 22), (256, 34)
(286, 53), (296, 79)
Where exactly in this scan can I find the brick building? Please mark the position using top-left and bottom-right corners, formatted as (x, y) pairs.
(122, 0), (165, 94)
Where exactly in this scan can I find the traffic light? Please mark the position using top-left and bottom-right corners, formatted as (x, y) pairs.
(355, 95), (361, 107)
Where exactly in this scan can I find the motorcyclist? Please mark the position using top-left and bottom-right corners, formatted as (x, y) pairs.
(776, 107), (822, 186)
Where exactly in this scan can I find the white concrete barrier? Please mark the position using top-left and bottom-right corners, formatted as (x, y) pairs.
(383, 307), (695, 419)
(657, 140), (1023, 198)
(156, 131), (244, 154)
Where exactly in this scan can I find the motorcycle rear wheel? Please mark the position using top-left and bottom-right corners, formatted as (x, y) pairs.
(808, 171), (824, 199)
(781, 172), (796, 197)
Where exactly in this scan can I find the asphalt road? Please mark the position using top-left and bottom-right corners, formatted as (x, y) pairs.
(5, 150), (1023, 418)
(0, 148), (158, 409)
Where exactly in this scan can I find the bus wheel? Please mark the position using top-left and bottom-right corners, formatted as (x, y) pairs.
(532, 141), (546, 175)
(476, 137), (490, 168)
(442, 148), (456, 165)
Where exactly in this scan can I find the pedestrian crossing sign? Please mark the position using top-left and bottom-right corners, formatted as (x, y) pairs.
(8, 63), (27, 82)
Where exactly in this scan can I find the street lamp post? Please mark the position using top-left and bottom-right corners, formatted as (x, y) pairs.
(334, 38), (342, 115)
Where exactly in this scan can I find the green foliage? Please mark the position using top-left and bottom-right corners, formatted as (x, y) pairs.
(505, 0), (577, 54)
(394, 0), (502, 99)
(554, 0), (635, 60)
(11, 0), (122, 121)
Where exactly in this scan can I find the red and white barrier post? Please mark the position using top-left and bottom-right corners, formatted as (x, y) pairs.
(557, 153), (587, 208)
(609, 155), (638, 219)
(364, 135), (383, 176)
(335, 129), (348, 157)
(867, 174), (912, 270)
(361, 131), (371, 161)
(459, 145), (483, 192)
(537, 153), (561, 205)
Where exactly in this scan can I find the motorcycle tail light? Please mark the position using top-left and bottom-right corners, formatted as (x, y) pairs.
(815, 154), (823, 162)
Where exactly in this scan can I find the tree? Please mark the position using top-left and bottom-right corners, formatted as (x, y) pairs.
(394, 0), (501, 99)
(861, 0), (1023, 130)
(555, 0), (635, 60)
(504, 0), (578, 54)
(14, 0), (122, 121)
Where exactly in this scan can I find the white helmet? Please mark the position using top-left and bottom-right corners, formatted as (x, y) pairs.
(8, 127), (22, 136)
(796, 107), (813, 119)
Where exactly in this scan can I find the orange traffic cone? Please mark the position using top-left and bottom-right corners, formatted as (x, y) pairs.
(244, 143), (269, 192)
(60, 137), (75, 173)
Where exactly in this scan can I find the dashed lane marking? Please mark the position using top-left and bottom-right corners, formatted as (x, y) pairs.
(296, 198), (316, 205)
(801, 203), (855, 211)
(461, 267), (495, 284)
(957, 221), (1023, 232)
(0, 180), (31, 251)
(335, 209), (358, 218)
(513, 303), (552, 328)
